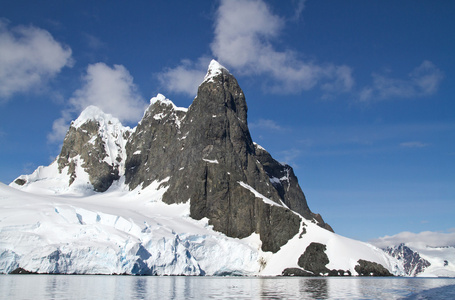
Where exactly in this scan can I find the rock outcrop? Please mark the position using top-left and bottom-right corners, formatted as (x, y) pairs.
(355, 259), (393, 276)
(125, 94), (186, 190)
(297, 242), (331, 275)
(56, 106), (130, 192)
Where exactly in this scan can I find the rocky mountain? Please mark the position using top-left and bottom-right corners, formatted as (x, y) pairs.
(14, 60), (331, 253)
(383, 243), (455, 277)
(13, 107), (131, 195)
(3, 60), (400, 276)
(385, 243), (431, 276)
(57, 106), (131, 192)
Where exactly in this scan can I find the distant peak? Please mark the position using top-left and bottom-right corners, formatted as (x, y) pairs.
(72, 105), (121, 128)
(203, 59), (229, 83)
(149, 94), (188, 112)
(150, 93), (173, 106)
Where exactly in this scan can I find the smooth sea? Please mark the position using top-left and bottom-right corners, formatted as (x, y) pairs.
(1, 275), (454, 299)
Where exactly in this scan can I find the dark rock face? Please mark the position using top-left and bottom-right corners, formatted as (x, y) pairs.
(298, 242), (330, 275)
(255, 146), (333, 232)
(355, 259), (393, 276)
(10, 267), (36, 274)
(125, 96), (186, 190)
(14, 178), (26, 186)
(137, 62), (321, 253)
(57, 121), (118, 192)
(124, 62), (332, 252)
(385, 243), (431, 276)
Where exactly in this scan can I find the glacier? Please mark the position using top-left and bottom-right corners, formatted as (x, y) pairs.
(0, 178), (403, 276)
(0, 180), (264, 275)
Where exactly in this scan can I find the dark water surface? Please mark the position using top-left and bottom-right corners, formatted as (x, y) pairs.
(1, 275), (454, 299)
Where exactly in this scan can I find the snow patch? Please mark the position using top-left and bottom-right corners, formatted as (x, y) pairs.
(203, 158), (219, 164)
(253, 142), (266, 151)
(203, 60), (229, 84)
(238, 181), (282, 208)
(149, 93), (187, 112)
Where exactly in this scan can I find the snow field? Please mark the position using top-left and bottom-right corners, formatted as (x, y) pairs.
(0, 181), (263, 275)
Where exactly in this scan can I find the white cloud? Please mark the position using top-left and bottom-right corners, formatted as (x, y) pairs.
(49, 63), (146, 143)
(279, 148), (302, 167)
(291, 0), (307, 21)
(250, 119), (284, 131)
(157, 58), (209, 96)
(400, 141), (429, 148)
(83, 33), (105, 50)
(158, 0), (354, 96)
(211, 0), (284, 70)
(211, 0), (354, 95)
(360, 61), (444, 102)
(0, 20), (73, 99)
(69, 63), (146, 122)
(48, 115), (71, 144)
(369, 229), (455, 248)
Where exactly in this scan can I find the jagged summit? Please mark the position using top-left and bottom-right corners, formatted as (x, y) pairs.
(385, 243), (431, 276)
(203, 59), (230, 84)
(149, 93), (187, 112)
(12, 105), (131, 194)
(72, 105), (122, 129)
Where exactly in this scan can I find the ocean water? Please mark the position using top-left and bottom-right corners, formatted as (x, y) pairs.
(0, 275), (454, 300)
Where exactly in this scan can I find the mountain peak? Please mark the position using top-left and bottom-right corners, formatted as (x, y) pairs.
(203, 59), (229, 83)
(149, 93), (187, 112)
(150, 93), (173, 106)
(72, 105), (121, 129)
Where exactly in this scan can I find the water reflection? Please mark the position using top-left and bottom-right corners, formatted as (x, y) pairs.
(302, 278), (328, 299)
(1, 275), (455, 299)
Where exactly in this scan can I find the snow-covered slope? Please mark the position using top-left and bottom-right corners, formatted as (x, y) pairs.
(416, 245), (455, 277)
(384, 243), (455, 277)
(0, 181), (401, 276)
(0, 181), (262, 275)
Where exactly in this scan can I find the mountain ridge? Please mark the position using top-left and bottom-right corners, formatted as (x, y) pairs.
(3, 60), (402, 276)
(13, 60), (332, 252)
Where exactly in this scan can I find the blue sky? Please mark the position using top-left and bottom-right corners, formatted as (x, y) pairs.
(1, 0), (454, 243)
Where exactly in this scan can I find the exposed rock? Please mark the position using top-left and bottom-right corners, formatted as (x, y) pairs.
(156, 61), (313, 252)
(57, 120), (118, 192)
(57, 107), (129, 192)
(298, 242), (330, 275)
(10, 267), (37, 274)
(312, 213), (334, 232)
(328, 269), (351, 276)
(126, 61), (332, 252)
(13, 179), (26, 186)
(355, 259), (393, 276)
(285, 242), (351, 277)
(125, 94), (186, 190)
